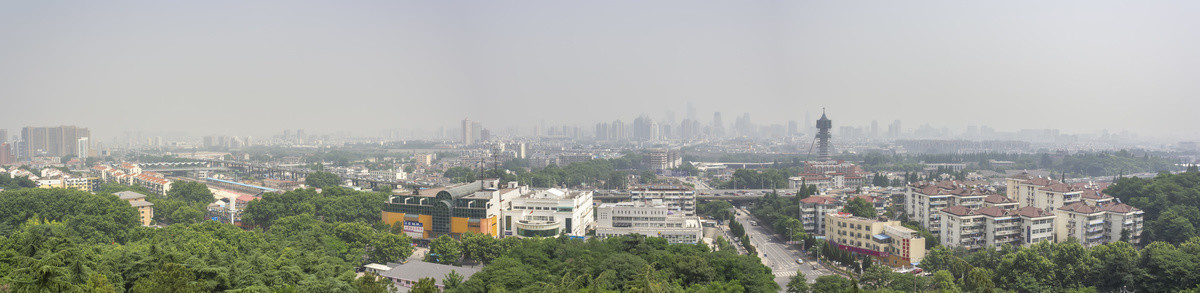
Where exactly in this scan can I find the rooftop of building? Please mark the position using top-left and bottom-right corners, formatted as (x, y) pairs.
(974, 206), (1017, 217)
(376, 260), (480, 284)
(1015, 206), (1054, 218)
(600, 200), (669, 209)
(945, 205), (1057, 218)
(941, 205), (977, 217)
(115, 191), (146, 200)
(800, 196), (840, 205)
(852, 194), (880, 203)
(1057, 201), (1102, 214)
(1081, 190), (1114, 200)
(1038, 183), (1081, 193)
(206, 177), (278, 192)
(130, 201), (154, 207)
(984, 194), (1017, 204)
(1098, 202), (1141, 214)
(518, 188), (589, 200)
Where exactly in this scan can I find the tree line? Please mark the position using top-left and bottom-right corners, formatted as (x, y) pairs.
(0, 188), (403, 292)
(1104, 170), (1200, 244)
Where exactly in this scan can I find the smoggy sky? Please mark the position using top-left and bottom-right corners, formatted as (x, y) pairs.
(2, 1), (1198, 141)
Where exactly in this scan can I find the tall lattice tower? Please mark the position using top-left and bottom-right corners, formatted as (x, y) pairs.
(816, 109), (832, 161)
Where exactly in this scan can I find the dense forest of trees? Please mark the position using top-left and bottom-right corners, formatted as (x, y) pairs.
(0, 174), (37, 190)
(447, 234), (779, 292)
(1, 182), (785, 292)
(242, 186), (388, 228)
(1104, 170), (1200, 244)
(0, 188), (400, 292)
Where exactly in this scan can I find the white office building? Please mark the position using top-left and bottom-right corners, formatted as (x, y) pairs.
(629, 185), (696, 216)
(503, 188), (594, 237)
(596, 201), (703, 244)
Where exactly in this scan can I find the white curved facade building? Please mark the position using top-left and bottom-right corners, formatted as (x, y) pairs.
(503, 188), (594, 237)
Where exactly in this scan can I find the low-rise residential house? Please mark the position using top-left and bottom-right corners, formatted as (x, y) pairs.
(374, 261), (480, 291)
(116, 191), (154, 226)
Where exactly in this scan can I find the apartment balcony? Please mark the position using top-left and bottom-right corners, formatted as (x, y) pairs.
(995, 222), (1020, 229)
(1087, 219), (1105, 226)
(994, 236), (1020, 243)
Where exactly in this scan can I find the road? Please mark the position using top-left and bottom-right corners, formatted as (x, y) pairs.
(732, 208), (831, 290)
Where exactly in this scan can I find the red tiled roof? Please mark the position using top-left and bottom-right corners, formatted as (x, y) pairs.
(941, 205), (975, 216)
(950, 188), (988, 197)
(1039, 183), (1078, 193)
(1027, 177), (1057, 187)
(1058, 201), (1101, 214)
(1009, 172), (1032, 180)
(1016, 206), (1053, 218)
(1081, 190), (1113, 200)
(1099, 203), (1139, 213)
(800, 196), (840, 205)
(984, 194), (1016, 204)
(975, 206), (1015, 217)
(853, 195), (879, 203)
(236, 194), (257, 203)
(913, 185), (946, 196)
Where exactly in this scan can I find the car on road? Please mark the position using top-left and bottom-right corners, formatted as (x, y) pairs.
(797, 259), (804, 264)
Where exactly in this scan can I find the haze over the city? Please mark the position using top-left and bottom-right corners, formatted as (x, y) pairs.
(2, 1), (1198, 141)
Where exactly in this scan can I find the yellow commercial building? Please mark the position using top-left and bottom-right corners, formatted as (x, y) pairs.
(825, 212), (925, 268)
(382, 179), (524, 239)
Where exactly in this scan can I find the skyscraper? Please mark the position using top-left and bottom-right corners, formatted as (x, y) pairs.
(21, 126), (89, 158)
(712, 112), (725, 138)
(77, 137), (90, 159)
(462, 118), (475, 145)
(816, 110), (832, 161)
(888, 120), (902, 138)
(0, 143), (11, 165)
(871, 120), (879, 138)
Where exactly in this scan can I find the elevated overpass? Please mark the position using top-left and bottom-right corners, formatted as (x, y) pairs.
(198, 159), (436, 190)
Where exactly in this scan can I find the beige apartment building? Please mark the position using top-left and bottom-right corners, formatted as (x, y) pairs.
(1055, 202), (1144, 248)
(905, 181), (1001, 235)
(939, 205), (1056, 252)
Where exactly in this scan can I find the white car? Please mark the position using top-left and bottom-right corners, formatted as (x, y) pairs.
(797, 259), (805, 264)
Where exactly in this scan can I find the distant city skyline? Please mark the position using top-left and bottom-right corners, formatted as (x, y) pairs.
(2, 1), (1199, 141)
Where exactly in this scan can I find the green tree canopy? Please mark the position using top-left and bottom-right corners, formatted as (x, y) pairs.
(304, 171), (342, 188)
(842, 197), (876, 219)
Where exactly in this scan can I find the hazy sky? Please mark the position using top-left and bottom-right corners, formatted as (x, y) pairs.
(2, 1), (1198, 140)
